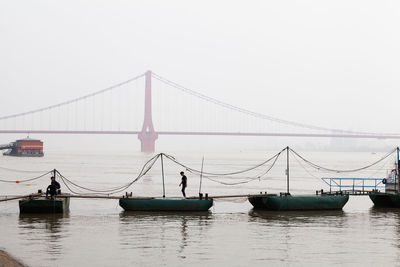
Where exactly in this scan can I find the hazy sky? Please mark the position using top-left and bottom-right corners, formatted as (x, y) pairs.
(1, 0), (400, 135)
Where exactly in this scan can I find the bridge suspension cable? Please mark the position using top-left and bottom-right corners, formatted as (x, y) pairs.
(0, 73), (145, 121)
(152, 72), (400, 136)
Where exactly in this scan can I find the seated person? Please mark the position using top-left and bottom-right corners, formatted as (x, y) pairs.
(46, 176), (61, 199)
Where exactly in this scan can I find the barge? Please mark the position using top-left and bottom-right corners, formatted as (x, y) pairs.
(248, 147), (350, 211)
(369, 147), (400, 208)
(249, 193), (349, 211)
(119, 197), (213, 212)
(19, 196), (70, 213)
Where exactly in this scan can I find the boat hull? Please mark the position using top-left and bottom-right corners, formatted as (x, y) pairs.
(119, 198), (213, 211)
(19, 197), (70, 213)
(369, 191), (400, 208)
(248, 195), (349, 211)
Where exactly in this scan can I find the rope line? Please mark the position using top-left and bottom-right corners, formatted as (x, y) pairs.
(202, 151), (281, 185)
(0, 170), (52, 183)
(0, 165), (49, 174)
(163, 149), (285, 176)
(289, 148), (396, 173)
(56, 154), (160, 195)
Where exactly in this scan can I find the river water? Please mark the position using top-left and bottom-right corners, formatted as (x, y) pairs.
(0, 149), (399, 266)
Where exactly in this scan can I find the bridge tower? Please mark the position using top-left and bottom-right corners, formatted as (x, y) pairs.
(138, 70), (158, 152)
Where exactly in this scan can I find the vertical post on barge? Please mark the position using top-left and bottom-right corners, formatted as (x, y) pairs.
(199, 157), (204, 195)
(286, 146), (290, 194)
(161, 153), (165, 198)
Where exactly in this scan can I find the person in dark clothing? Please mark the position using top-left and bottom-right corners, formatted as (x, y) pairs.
(46, 176), (61, 199)
(179, 171), (187, 198)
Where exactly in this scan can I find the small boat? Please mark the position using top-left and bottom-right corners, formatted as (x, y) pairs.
(248, 147), (349, 211)
(369, 147), (400, 207)
(19, 196), (70, 213)
(249, 194), (349, 211)
(119, 197), (213, 212)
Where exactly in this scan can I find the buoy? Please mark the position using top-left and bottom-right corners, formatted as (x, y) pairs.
(15, 181), (20, 184)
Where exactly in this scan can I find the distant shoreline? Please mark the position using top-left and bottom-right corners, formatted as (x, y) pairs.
(0, 250), (25, 267)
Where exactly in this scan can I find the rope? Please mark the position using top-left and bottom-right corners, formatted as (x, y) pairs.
(0, 170), (52, 183)
(163, 148), (285, 176)
(0, 165), (49, 174)
(56, 154), (160, 195)
(202, 151), (281, 185)
(289, 150), (324, 181)
(289, 148), (396, 173)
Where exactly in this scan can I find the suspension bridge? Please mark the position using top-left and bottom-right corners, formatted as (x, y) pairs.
(0, 70), (399, 152)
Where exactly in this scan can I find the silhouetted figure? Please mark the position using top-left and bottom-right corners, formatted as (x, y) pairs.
(179, 171), (187, 198)
(46, 176), (60, 199)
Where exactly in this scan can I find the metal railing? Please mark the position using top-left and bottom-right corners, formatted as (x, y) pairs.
(321, 177), (387, 193)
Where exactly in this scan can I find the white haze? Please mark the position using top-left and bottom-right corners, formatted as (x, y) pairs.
(0, 0), (399, 152)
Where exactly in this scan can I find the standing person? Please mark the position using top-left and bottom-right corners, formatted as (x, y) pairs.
(46, 176), (61, 199)
(179, 171), (187, 198)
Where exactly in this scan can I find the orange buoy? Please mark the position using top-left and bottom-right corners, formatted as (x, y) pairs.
(15, 181), (20, 184)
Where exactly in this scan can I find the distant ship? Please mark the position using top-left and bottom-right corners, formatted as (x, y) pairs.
(0, 137), (44, 157)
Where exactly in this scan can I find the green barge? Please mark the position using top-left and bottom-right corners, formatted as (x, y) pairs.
(248, 147), (350, 211)
(19, 196), (70, 213)
(119, 197), (213, 212)
(249, 194), (349, 211)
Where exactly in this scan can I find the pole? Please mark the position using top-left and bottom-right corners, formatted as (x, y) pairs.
(199, 157), (204, 194)
(53, 169), (56, 179)
(397, 147), (399, 192)
(161, 153), (165, 198)
(286, 146), (289, 194)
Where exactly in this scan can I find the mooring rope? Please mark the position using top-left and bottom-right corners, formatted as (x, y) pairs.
(0, 170), (52, 183)
(201, 151), (282, 185)
(0, 165), (49, 174)
(56, 154), (160, 195)
(289, 147), (396, 173)
(163, 148), (286, 176)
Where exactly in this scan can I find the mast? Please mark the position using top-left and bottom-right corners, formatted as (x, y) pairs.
(161, 153), (165, 198)
(286, 146), (290, 194)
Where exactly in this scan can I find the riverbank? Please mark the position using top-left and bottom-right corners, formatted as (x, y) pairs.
(0, 250), (24, 267)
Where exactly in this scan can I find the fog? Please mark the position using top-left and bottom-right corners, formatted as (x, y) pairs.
(0, 0), (399, 152)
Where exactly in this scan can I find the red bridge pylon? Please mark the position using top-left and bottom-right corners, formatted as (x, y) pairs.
(138, 70), (158, 153)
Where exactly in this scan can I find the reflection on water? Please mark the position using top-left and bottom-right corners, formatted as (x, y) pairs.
(248, 209), (346, 222)
(18, 213), (70, 261)
(119, 211), (212, 263)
